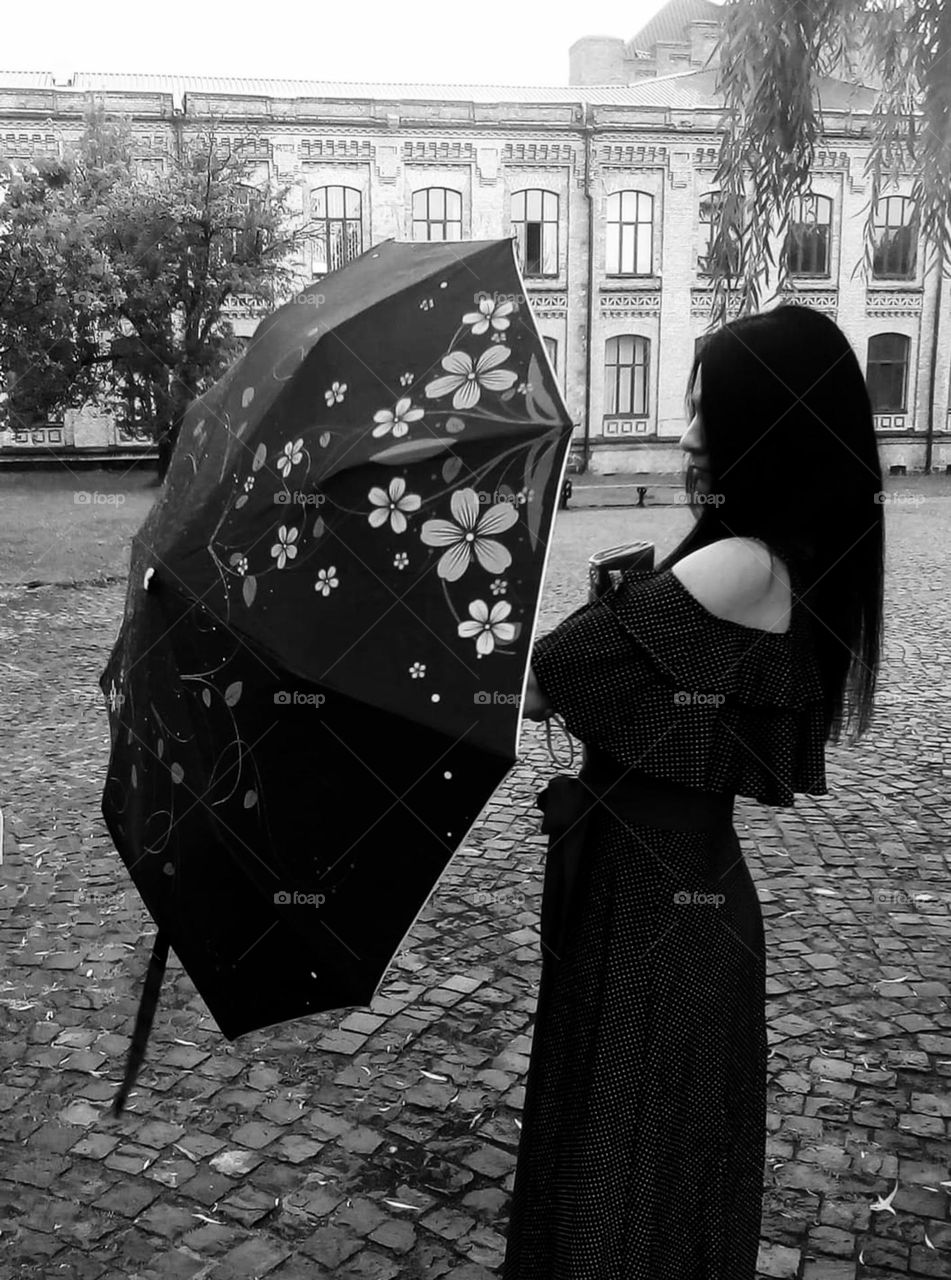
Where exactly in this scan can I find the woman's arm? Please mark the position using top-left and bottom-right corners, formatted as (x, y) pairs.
(522, 664), (554, 720)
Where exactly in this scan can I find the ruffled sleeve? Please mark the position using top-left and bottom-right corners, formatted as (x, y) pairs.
(531, 569), (828, 807)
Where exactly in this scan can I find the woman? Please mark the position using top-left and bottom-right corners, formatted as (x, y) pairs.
(502, 303), (884, 1279)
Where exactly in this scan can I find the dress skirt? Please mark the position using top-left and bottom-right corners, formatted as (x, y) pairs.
(502, 754), (767, 1280)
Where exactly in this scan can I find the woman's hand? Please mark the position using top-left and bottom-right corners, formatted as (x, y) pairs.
(522, 665), (554, 721)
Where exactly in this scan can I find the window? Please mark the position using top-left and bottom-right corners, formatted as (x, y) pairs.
(309, 186), (362, 275)
(606, 190), (654, 276)
(511, 189), (559, 276)
(412, 188), (462, 241)
(872, 196), (917, 279)
(542, 336), (558, 377)
(786, 193), (832, 276)
(226, 184), (259, 260)
(604, 336), (650, 416)
(867, 333), (909, 412)
(698, 190), (740, 275)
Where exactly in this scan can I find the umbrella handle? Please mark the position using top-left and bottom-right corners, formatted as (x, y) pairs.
(111, 929), (171, 1117)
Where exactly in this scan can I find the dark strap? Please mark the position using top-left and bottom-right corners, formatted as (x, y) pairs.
(111, 929), (170, 1117)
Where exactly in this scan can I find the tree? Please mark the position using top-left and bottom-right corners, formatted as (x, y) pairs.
(0, 106), (315, 475)
(703, 0), (951, 327)
(0, 155), (114, 430)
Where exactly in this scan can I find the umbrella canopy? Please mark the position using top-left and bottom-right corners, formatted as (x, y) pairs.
(99, 237), (574, 1110)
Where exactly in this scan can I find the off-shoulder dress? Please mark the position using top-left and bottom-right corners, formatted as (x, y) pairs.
(502, 547), (828, 1280)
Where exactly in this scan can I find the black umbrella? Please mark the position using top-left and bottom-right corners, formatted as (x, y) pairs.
(99, 237), (575, 1113)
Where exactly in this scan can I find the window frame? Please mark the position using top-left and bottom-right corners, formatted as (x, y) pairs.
(411, 187), (463, 241)
(866, 332), (910, 413)
(603, 334), (651, 418)
(510, 188), (560, 278)
(697, 189), (741, 278)
(605, 189), (654, 277)
(309, 184), (363, 276)
(785, 193), (833, 277)
(871, 195), (918, 280)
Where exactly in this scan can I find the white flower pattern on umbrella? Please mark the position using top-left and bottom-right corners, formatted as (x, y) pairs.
(371, 397), (425, 439)
(277, 438), (304, 477)
(393, 551), (409, 570)
(424, 346), (518, 411)
(368, 477), (421, 534)
(409, 662), (426, 678)
(315, 566), (339, 596)
(108, 680), (124, 713)
(462, 296), (514, 335)
(419, 487), (518, 581)
(324, 381), (347, 405)
(458, 599), (516, 656)
(271, 525), (299, 569)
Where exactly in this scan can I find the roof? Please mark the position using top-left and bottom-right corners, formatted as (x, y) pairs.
(3, 70), (647, 104)
(0, 69), (55, 87)
(628, 0), (723, 56)
(603, 67), (879, 112)
(0, 67), (880, 113)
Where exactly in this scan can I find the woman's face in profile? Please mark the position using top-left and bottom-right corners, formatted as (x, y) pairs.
(679, 363), (712, 505)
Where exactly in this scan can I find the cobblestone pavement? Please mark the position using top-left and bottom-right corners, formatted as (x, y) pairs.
(0, 491), (950, 1280)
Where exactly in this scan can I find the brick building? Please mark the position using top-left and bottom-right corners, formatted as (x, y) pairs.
(0, 0), (947, 472)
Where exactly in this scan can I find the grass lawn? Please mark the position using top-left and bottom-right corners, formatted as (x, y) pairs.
(0, 469), (158, 585)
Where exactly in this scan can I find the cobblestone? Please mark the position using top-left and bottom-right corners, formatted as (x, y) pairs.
(1, 488), (951, 1277)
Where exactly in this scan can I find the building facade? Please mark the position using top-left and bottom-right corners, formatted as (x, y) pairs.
(0, 9), (948, 472)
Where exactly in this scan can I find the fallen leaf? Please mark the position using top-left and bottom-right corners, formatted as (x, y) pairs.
(869, 1180), (899, 1215)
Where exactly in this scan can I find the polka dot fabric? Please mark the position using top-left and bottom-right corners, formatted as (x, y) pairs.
(502, 548), (829, 1280)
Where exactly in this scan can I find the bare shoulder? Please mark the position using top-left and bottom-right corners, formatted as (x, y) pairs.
(670, 538), (791, 631)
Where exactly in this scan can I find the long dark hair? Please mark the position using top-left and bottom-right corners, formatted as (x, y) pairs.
(656, 303), (884, 745)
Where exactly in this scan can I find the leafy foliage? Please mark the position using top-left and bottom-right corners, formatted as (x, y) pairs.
(0, 105), (314, 467)
(706, 0), (950, 327)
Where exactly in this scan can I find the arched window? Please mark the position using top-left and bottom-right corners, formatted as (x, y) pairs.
(786, 193), (832, 276)
(604, 336), (650, 417)
(309, 186), (362, 275)
(698, 190), (740, 276)
(867, 333), (910, 412)
(606, 190), (654, 275)
(511, 189), (559, 277)
(412, 188), (462, 241)
(872, 196), (918, 279)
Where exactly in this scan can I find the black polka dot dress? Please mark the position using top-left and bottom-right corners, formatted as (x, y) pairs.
(503, 550), (828, 1280)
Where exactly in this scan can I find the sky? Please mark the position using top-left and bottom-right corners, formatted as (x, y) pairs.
(1, 0), (722, 85)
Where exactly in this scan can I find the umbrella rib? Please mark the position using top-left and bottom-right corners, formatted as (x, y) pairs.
(316, 718), (483, 880)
